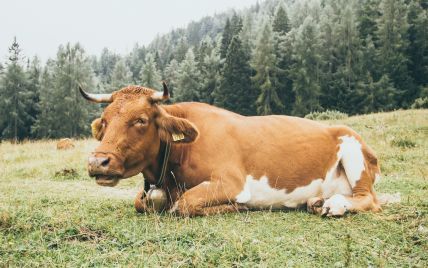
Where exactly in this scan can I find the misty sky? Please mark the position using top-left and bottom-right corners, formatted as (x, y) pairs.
(0, 0), (260, 63)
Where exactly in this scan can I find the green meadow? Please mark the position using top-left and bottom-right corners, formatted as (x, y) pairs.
(0, 110), (427, 267)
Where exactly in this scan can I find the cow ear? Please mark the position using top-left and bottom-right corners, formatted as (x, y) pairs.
(91, 118), (104, 141)
(155, 111), (199, 144)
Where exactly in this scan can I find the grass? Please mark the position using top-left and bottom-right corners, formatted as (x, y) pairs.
(0, 109), (427, 267)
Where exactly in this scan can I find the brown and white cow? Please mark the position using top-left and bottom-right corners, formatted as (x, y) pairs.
(80, 84), (382, 217)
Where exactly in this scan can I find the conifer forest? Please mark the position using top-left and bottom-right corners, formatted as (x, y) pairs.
(0, 0), (427, 141)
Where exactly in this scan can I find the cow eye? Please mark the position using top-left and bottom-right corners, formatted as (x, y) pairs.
(135, 118), (148, 126)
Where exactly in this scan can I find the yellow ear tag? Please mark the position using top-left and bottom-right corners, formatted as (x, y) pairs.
(172, 133), (185, 141)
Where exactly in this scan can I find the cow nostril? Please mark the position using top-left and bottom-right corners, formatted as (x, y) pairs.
(100, 157), (110, 167)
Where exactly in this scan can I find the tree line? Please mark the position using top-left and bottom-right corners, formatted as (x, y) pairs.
(0, 0), (427, 141)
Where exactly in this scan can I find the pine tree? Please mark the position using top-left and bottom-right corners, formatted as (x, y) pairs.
(214, 35), (256, 115)
(273, 4), (294, 114)
(199, 46), (221, 104)
(273, 4), (290, 34)
(356, 73), (397, 113)
(174, 49), (201, 102)
(291, 0), (323, 26)
(32, 61), (55, 138)
(358, 0), (381, 45)
(195, 36), (213, 70)
(154, 51), (163, 73)
(318, 4), (337, 110)
(335, 1), (366, 114)
(376, 0), (414, 106)
(355, 36), (393, 113)
(97, 47), (120, 85)
(240, 12), (255, 53)
(33, 43), (97, 138)
(252, 21), (283, 115)
(220, 18), (233, 59)
(110, 59), (133, 90)
(318, 0), (370, 114)
(0, 38), (34, 141)
(290, 17), (322, 116)
(361, 35), (380, 80)
(220, 14), (243, 59)
(163, 59), (180, 98)
(373, 75), (400, 110)
(175, 36), (189, 62)
(127, 44), (146, 83)
(139, 52), (162, 89)
(26, 56), (42, 138)
(230, 13), (243, 36)
(407, 0), (428, 90)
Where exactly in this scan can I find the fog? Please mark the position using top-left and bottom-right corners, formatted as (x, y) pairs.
(0, 0), (259, 62)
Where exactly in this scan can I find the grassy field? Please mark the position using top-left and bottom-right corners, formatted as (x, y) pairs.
(0, 110), (427, 267)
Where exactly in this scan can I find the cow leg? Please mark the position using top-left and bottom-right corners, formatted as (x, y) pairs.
(307, 197), (324, 214)
(318, 169), (381, 217)
(308, 189), (380, 217)
(134, 181), (151, 213)
(320, 192), (381, 217)
(134, 189), (148, 213)
(309, 142), (382, 216)
(172, 180), (247, 217)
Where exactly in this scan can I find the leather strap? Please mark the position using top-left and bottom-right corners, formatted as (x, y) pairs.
(155, 142), (171, 187)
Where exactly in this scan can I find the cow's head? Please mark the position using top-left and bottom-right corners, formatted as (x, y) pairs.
(80, 83), (198, 187)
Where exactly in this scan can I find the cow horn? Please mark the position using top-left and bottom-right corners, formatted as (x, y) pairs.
(79, 85), (113, 103)
(152, 81), (170, 102)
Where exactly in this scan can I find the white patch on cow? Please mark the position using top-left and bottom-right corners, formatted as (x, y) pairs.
(337, 135), (365, 188)
(375, 173), (381, 184)
(322, 194), (352, 216)
(200, 181), (211, 186)
(322, 165), (352, 199)
(235, 175), (323, 209)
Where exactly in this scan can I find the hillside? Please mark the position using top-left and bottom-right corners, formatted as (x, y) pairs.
(0, 109), (427, 266)
(2, 0), (427, 141)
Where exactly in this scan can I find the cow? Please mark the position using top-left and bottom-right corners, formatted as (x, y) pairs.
(79, 83), (382, 217)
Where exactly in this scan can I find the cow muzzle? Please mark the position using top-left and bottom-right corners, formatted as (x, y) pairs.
(88, 152), (124, 187)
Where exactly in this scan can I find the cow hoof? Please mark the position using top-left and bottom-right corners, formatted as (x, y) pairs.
(307, 197), (324, 214)
(236, 204), (249, 211)
(321, 194), (351, 217)
(134, 190), (147, 213)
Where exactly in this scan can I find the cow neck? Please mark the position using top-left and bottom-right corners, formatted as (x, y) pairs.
(151, 104), (188, 186)
(155, 140), (172, 188)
